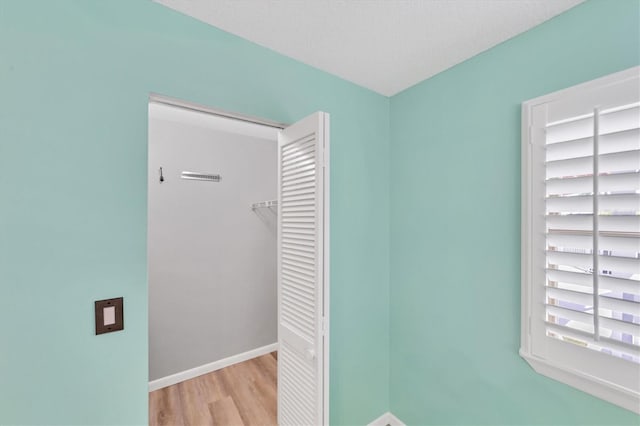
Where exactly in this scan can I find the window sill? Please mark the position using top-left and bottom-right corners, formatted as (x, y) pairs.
(519, 348), (640, 414)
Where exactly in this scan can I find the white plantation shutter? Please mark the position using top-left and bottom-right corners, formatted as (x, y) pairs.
(522, 67), (640, 413)
(545, 103), (640, 361)
(277, 112), (329, 426)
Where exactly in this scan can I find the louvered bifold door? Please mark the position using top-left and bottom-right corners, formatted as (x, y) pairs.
(544, 100), (640, 365)
(277, 112), (328, 426)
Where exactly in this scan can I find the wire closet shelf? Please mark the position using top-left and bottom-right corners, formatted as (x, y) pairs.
(251, 200), (278, 210)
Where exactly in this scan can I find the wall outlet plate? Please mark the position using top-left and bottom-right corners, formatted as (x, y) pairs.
(95, 297), (124, 335)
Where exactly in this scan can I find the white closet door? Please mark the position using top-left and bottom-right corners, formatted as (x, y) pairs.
(277, 112), (329, 426)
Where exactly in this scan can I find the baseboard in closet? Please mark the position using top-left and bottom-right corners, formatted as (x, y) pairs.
(368, 411), (406, 426)
(148, 342), (278, 392)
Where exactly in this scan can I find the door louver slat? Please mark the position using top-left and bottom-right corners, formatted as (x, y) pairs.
(278, 112), (327, 425)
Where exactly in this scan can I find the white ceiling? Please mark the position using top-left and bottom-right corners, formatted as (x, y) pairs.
(154, 0), (584, 96)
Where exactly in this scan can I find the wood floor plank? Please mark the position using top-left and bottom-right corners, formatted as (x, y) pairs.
(209, 396), (245, 426)
(243, 357), (277, 422)
(200, 369), (229, 404)
(254, 353), (277, 385)
(149, 385), (185, 426)
(221, 362), (276, 426)
(149, 352), (278, 426)
(178, 375), (215, 426)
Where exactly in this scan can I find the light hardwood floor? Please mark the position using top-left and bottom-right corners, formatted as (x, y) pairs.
(149, 352), (277, 426)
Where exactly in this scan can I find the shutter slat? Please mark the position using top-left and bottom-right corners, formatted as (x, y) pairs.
(546, 324), (640, 362)
(599, 275), (640, 297)
(599, 297), (640, 324)
(547, 304), (594, 323)
(546, 169), (640, 182)
(599, 255), (640, 275)
(599, 317), (640, 344)
(548, 229), (640, 238)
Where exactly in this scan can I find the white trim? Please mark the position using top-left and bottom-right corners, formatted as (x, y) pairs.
(148, 342), (278, 392)
(521, 66), (639, 106)
(147, 99), (332, 421)
(387, 413), (405, 426)
(149, 93), (288, 129)
(520, 351), (640, 414)
(368, 412), (390, 426)
(520, 65), (640, 414)
(148, 101), (279, 141)
(521, 100), (533, 358)
(368, 412), (406, 426)
(322, 113), (331, 426)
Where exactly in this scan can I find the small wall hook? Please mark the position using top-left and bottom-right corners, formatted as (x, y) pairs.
(159, 167), (164, 183)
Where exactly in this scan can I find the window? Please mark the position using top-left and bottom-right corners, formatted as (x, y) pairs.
(521, 67), (640, 413)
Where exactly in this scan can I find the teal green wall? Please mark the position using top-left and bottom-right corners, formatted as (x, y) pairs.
(0, 1), (389, 424)
(4, 0), (640, 424)
(389, 0), (640, 424)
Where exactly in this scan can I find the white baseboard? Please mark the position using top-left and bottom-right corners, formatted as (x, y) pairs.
(368, 411), (405, 426)
(148, 342), (278, 392)
(387, 413), (405, 426)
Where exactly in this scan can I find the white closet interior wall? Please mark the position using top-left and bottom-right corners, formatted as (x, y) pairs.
(148, 102), (278, 382)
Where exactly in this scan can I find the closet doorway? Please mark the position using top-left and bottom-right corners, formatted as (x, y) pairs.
(147, 95), (330, 426)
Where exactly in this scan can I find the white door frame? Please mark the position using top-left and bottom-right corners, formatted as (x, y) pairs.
(147, 93), (331, 422)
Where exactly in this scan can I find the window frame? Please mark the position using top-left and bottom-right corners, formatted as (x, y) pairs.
(520, 66), (640, 414)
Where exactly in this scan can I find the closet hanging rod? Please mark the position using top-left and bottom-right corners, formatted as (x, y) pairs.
(252, 200), (278, 210)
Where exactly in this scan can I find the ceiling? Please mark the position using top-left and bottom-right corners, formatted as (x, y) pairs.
(154, 0), (584, 97)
